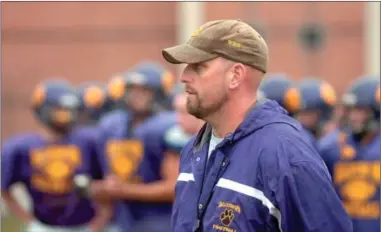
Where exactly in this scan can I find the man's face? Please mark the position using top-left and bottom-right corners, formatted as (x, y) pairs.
(347, 107), (371, 133)
(50, 106), (73, 125)
(174, 93), (204, 134)
(180, 58), (231, 119)
(126, 85), (154, 114)
(48, 106), (77, 134)
(295, 109), (320, 132)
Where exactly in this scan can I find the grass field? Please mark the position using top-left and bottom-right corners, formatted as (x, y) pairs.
(1, 186), (30, 231)
(1, 214), (25, 232)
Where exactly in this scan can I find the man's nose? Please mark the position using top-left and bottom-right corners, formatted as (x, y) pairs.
(180, 67), (192, 83)
(180, 73), (189, 83)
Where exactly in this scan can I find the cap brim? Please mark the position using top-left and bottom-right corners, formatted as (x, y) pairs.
(162, 44), (218, 64)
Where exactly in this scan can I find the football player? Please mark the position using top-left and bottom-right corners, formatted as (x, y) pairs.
(88, 62), (177, 232)
(318, 76), (380, 232)
(91, 81), (205, 232)
(1, 80), (110, 232)
(295, 78), (338, 139)
(257, 73), (317, 147)
(76, 81), (112, 126)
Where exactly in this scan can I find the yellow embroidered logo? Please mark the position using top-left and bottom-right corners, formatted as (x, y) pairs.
(228, 40), (241, 48)
(220, 209), (234, 226)
(218, 201), (241, 213)
(212, 201), (240, 232)
(334, 161), (380, 219)
(191, 28), (202, 37)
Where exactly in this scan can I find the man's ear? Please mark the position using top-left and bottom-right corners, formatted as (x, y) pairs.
(228, 63), (246, 90)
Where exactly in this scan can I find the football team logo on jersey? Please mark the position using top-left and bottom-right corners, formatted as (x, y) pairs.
(30, 145), (81, 194)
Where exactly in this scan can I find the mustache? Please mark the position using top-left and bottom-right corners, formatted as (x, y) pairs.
(185, 86), (197, 94)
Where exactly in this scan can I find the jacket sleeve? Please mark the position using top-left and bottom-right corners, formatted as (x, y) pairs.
(259, 136), (353, 232)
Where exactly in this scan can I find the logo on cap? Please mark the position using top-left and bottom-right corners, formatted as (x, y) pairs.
(191, 28), (202, 37)
(228, 40), (241, 48)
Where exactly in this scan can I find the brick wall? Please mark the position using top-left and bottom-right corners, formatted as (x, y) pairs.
(206, 2), (364, 89)
(1, 2), (177, 137)
(1, 2), (365, 138)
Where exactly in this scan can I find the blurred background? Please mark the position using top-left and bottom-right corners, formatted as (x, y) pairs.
(1, 2), (380, 231)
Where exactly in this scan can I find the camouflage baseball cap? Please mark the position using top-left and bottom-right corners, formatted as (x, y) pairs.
(162, 19), (269, 73)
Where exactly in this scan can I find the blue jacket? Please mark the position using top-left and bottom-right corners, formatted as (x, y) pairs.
(172, 100), (352, 232)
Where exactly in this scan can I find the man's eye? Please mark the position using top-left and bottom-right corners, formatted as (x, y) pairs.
(195, 64), (204, 72)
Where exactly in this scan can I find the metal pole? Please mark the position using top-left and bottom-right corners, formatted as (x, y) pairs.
(176, 2), (205, 78)
(364, 2), (380, 76)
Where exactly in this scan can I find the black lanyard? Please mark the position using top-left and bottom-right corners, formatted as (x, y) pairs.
(194, 151), (230, 232)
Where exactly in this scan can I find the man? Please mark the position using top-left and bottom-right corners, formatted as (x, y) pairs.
(1, 80), (110, 232)
(89, 62), (179, 232)
(318, 76), (380, 232)
(106, 61), (174, 115)
(109, 83), (204, 232)
(162, 19), (352, 232)
(295, 78), (338, 139)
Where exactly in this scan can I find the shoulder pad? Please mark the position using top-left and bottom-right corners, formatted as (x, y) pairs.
(2, 133), (42, 151)
(98, 109), (130, 132)
(164, 125), (193, 150)
(317, 129), (341, 151)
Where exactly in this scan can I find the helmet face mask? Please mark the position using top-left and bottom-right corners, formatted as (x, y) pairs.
(45, 105), (79, 134)
(50, 106), (74, 125)
(295, 109), (321, 135)
(128, 61), (176, 112)
(343, 106), (379, 141)
(32, 80), (80, 135)
(341, 76), (380, 141)
(296, 78), (337, 138)
(107, 62), (176, 115)
(125, 84), (155, 115)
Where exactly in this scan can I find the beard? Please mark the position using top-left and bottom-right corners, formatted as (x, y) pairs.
(186, 92), (226, 119)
